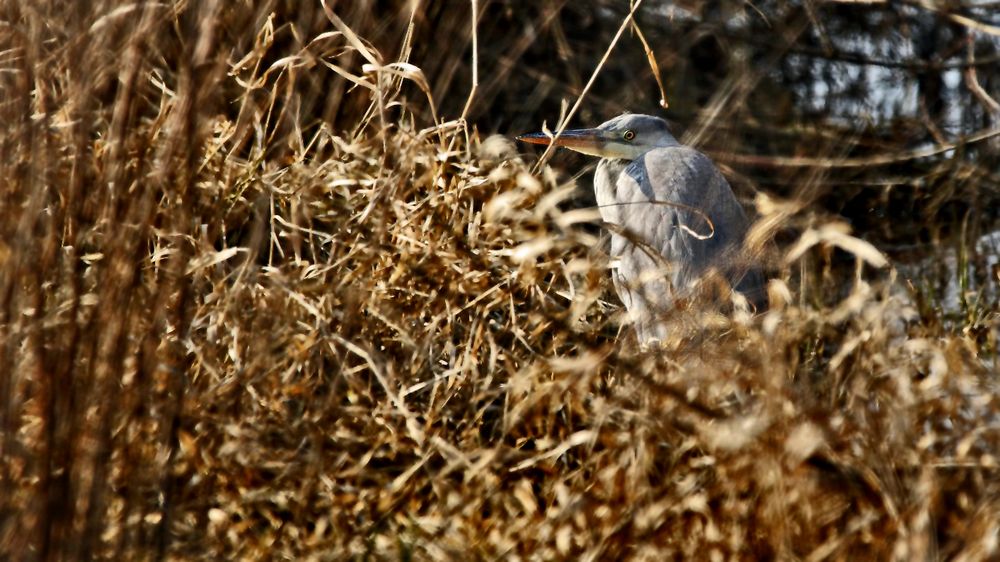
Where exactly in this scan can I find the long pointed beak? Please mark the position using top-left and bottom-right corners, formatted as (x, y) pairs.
(516, 128), (609, 156)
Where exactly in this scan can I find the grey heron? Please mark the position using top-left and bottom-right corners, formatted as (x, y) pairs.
(518, 114), (766, 344)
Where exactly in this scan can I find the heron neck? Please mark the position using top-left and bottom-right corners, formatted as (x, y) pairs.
(595, 158), (630, 204)
(598, 158), (630, 174)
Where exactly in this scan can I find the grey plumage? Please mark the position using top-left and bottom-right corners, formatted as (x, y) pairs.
(518, 114), (765, 344)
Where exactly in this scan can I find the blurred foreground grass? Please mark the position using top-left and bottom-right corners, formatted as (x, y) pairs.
(1, 2), (999, 560)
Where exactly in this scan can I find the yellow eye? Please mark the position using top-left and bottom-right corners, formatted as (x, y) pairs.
(623, 130), (635, 141)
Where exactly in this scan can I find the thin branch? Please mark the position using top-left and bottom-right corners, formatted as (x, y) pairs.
(905, 0), (1000, 38)
(532, 0), (645, 173)
(460, 0), (479, 121)
(628, 1), (669, 109)
(964, 36), (1000, 115)
(714, 126), (1000, 168)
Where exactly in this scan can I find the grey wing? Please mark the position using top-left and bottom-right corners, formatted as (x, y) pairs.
(613, 147), (766, 310)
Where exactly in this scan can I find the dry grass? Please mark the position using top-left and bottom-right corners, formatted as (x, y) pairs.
(2, 2), (999, 560)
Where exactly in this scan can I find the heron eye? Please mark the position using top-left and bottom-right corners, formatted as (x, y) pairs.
(623, 130), (635, 141)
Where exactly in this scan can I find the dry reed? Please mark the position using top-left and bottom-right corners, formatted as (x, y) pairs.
(1, 1), (998, 560)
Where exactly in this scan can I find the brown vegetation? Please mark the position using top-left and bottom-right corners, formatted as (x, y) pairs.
(1, 1), (999, 560)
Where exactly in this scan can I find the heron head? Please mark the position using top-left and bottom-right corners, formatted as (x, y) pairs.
(517, 113), (678, 160)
